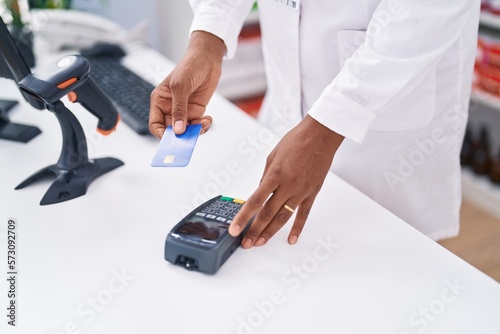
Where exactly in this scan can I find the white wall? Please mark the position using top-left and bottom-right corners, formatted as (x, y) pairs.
(71, 0), (193, 62)
(102, 0), (162, 51)
(155, 1), (193, 63)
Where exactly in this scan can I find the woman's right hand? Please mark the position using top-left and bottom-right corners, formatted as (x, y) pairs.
(149, 31), (226, 138)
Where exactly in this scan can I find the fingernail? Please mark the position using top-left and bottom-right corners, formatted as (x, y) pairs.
(289, 235), (298, 245)
(242, 238), (253, 249)
(255, 237), (266, 247)
(174, 120), (184, 133)
(229, 224), (241, 236)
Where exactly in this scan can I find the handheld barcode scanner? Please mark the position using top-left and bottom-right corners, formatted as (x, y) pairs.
(0, 16), (123, 205)
(18, 54), (120, 134)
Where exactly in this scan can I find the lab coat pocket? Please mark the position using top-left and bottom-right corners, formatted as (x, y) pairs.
(337, 30), (436, 132)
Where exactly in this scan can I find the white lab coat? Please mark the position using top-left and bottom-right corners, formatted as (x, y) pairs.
(189, 0), (481, 240)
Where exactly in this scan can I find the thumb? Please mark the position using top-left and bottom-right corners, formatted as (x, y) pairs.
(171, 86), (189, 134)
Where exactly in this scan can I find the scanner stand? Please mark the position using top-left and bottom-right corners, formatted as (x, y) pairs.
(15, 101), (123, 205)
(0, 99), (41, 143)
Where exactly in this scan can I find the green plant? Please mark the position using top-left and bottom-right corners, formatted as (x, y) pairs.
(4, 0), (22, 27)
(29, 0), (72, 9)
(2, 0), (72, 27)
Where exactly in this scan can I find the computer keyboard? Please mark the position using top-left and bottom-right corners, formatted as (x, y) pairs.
(82, 47), (155, 135)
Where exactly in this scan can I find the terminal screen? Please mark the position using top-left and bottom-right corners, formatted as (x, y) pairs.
(174, 219), (228, 243)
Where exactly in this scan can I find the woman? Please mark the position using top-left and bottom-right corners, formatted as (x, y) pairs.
(149, 0), (481, 247)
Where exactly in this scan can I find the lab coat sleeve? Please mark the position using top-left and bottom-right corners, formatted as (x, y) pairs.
(307, 0), (479, 143)
(188, 0), (256, 58)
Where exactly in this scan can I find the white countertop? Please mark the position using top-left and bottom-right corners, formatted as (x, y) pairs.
(1, 47), (499, 334)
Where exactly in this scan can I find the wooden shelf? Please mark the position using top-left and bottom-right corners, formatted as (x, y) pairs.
(462, 168), (500, 218)
(471, 88), (500, 112)
(480, 11), (500, 30)
(464, 11), (500, 219)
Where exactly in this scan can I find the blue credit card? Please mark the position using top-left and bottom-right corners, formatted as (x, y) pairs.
(151, 124), (202, 167)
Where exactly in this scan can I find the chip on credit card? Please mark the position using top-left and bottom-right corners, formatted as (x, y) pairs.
(151, 124), (202, 167)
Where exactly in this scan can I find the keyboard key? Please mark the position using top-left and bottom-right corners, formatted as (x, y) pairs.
(84, 55), (155, 135)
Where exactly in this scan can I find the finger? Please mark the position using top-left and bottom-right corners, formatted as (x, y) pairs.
(228, 177), (279, 238)
(242, 193), (295, 248)
(288, 196), (316, 245)
(149, 118), (166, 139)
(200, 115), (213, 134)
(170, 81), (190, 134)
(149, 89), (170, 139)
(253, 197), (298, 247)
(190, 115), (213, 135)
(240, 192), (291, 249)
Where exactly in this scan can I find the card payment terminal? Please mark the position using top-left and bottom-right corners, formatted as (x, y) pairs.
(165, 195), (253, 274)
